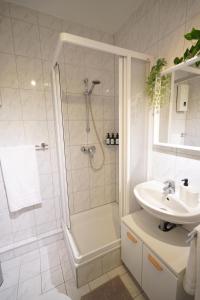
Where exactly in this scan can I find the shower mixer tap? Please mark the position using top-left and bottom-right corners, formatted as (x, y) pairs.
(81, 145), (96, 158)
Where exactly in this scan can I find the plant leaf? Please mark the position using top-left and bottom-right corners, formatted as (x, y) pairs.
(184, 28), (200, 40)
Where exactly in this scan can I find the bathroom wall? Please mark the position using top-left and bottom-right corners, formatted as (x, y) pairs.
(0, 0), (115, 251)
(185, 77), (200, 147)
(57, 47), (118, 215)
(115, 0), (200, 207)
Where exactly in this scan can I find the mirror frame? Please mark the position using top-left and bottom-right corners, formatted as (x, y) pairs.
(153, 55), (200, 154)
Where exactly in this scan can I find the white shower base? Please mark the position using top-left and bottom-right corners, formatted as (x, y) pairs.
(63, 202), (121, 286)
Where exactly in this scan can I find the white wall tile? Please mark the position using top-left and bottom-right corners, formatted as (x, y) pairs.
(20, 89), (46, 121)
(65, 64), (86, 94)
(11, 210), (35, 233)
(159, 0), (187, 38)
(38, 174), (54, 200)
(0, 88), (22, 120)
(68, 121), (87, 145)
(12, 19), (41, 58)
(24, 120), (49, 145)
(0, 16), (13, 53)
(39, 26), (62, 61)
(10, 3), (37, 24)
(70, 145), (88, 170)
(0, 53), (18, 88)
(0, 1), (10, 17)
(34, 199), (56, 226)
(38, 12), (62, 31)
(13, 228), (36, 243)
(0, 121), (24, 146)
(67, 94), (86, 121)
(105, 184), (116, 203)
(158, 25), (185, 67)
(64, 44), (86, 66)
(89, 95), (104, 121)
(73, 190), (90, 213)
(187, 0), (200, 19)
(90, 186), (105, 208)
(71, 168), (89, 192)
(16, 56), (43, 90)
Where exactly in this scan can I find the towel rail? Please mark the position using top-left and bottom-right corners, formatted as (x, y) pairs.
(35, 143), (48, 151)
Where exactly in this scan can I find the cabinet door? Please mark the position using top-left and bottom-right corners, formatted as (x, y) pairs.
(121, 223), (142, 285)
(142, 245), (177, 300)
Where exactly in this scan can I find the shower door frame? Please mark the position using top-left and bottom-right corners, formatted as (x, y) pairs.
(51, 32), (152, 229)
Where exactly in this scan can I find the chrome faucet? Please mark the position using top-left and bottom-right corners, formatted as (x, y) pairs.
(163, 180), (175, 196)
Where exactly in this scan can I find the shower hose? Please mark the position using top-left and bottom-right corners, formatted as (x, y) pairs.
(87, 94), (105, 171)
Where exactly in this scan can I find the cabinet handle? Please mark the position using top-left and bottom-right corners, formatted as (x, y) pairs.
(127, 232), (137, 244)
(148, 254), (163, 272)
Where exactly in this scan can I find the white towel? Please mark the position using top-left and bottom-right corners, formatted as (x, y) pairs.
(183, 224), (200, 299)
(0, 145), (42, 212)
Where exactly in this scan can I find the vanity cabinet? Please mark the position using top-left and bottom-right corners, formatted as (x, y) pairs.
(142, 245), (177, 300)
(121, 210), (193, 300)
(121, 223), (142, 285)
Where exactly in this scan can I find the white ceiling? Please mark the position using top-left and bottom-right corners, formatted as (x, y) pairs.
(7, 0), (142, 34)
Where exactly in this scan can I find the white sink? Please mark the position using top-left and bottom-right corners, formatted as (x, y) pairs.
(134, 180), (200, 224)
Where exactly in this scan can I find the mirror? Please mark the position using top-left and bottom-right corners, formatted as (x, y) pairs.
(155, 65), (200, 149)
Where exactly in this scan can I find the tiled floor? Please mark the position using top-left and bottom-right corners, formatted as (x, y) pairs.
(0, 239), (147, 300)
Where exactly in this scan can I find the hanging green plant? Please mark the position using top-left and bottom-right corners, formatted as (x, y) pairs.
(146, 58), (171, 109)
(174, 28), (200, 66)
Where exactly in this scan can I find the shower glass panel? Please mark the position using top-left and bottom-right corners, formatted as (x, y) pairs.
(58, 44), (119, 230)
(52, 33), (151, 286)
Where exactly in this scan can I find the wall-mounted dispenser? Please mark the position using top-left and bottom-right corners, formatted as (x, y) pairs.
(176, 84), (189, 112)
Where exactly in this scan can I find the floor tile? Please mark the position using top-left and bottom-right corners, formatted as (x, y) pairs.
(41, 265), (64, 293)
(120, 273), (142, 298)
(61, 260), (74, 282)
(134, 293), (148, 300)
(1, 257), (21, 273)
(89, 273), (110, 290)
(0, 285), (18, 300)
(42, 283), (67, 296)
(19, 258), (41, 282)
(40, 251), (60, 272)
(0, 268), (20, 291)
(107, 264), (127, 279)
(17, 274), (42, 300)
(65, 278), (90, 300)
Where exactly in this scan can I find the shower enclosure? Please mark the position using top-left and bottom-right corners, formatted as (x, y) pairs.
(52, 33), (151, 286)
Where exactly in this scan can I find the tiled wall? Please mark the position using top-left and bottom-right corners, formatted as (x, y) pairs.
(0, 0), (115, 250)
(115, 0), (200, 203)
(57, 47), (118, 215)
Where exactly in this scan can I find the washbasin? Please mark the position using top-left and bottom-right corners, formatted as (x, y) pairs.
(134, 180), (200, 224)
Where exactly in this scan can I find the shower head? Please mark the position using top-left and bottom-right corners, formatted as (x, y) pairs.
(92, 80), (101, 85)
(88, 80), (101, 95)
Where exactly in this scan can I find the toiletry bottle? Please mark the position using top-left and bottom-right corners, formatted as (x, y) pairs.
(180, 178), (189, 203)
(116, 133), (119, 145)
(110, 133), (115, 145)
(106, 133), (110, 145)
